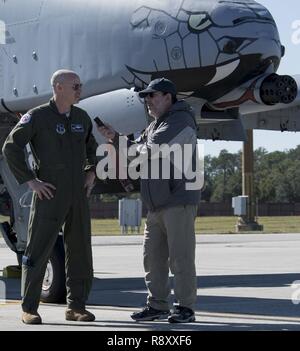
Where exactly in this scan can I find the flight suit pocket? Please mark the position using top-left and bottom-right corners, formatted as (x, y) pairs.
(74, 133), (85, 146)
(73, 133), (87, 163)
(38, 126), (62, 155)
(35, 196), (59, 220)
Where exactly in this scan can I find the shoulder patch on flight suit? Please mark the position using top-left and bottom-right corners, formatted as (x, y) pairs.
(56, 123), (66, 135)
(71, 124), (84, 133)
(19, 113), (32, 124)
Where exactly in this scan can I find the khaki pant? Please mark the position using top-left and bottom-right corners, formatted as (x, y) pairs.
(143, 205), (197, 311)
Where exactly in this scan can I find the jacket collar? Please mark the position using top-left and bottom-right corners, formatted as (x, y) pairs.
(49, 98), (73, 118)
(154, 100), (196, 127)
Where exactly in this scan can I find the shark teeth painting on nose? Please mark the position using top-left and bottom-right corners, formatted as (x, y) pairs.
(206, 59), (240, 86)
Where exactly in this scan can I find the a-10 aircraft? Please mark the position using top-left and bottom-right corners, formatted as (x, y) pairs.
(0, 0), (299, 302)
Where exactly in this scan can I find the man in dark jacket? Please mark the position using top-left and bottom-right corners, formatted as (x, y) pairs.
(98, 78), (201, 323)
(2, 70), (98, 324)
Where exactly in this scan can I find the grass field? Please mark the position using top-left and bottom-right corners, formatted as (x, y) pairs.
(90, 216), (300, 235)
(1, 215), (300, 236)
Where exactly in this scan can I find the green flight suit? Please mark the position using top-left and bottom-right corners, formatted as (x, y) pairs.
(2, 99), (98, 313)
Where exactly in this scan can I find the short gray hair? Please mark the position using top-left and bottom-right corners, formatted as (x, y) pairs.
(51, 69), (79, 87)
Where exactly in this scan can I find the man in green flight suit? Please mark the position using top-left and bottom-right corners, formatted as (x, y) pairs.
(2, 69), (98, 324)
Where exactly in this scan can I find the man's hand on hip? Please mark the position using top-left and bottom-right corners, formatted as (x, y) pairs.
(27, 179), (56, 200)
(97, 125), (116, 141)
(84, 171), (96, 197)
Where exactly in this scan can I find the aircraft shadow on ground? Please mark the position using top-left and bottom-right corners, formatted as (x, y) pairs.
(87, 273), (300, 319)
(1, 272), (300, 320)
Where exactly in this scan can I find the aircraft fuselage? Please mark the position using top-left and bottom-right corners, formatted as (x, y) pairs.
(0, 0), (283, 112)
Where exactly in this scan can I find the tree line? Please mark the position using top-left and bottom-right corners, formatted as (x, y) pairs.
(202, 145), (300, 203)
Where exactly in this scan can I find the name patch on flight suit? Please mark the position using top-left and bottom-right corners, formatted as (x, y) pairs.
(19, 113), (32, 124)
(71, 124), (84, 133)
(56, 123), (66, 135)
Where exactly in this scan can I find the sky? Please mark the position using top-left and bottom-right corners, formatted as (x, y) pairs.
(202, 0), (300, 157)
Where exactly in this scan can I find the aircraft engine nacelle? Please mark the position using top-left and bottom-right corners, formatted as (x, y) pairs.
(78, 89), (149, 145)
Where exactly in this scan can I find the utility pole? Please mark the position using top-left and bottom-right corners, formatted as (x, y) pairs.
(236, 129), (263, 232)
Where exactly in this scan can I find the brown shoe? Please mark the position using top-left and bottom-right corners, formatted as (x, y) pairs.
(65, 308), (95, 322)
(22, 312), (42, 324)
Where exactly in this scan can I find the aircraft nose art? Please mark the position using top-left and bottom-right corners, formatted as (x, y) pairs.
(125, 0), (281, 95)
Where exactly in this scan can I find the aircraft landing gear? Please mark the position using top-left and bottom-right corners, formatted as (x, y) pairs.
(40, 235), (66, 303)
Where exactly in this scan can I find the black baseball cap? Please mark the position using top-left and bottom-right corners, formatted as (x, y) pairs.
(138, 78), (177, 98)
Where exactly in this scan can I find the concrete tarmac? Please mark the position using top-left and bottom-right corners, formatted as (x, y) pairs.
(0, 233), (300, 331)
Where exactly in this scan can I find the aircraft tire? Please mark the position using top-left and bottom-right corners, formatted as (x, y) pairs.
(40, 235), (66, 303)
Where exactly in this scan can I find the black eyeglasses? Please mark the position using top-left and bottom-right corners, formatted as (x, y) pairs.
(71, 83), (83, 91)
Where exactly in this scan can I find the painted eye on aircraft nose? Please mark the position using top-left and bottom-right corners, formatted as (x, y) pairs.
(219, 38), (248, 54)
(188, 13), (212, 33)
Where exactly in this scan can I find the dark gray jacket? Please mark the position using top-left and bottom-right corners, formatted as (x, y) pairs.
(129, 100), (201, 211)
